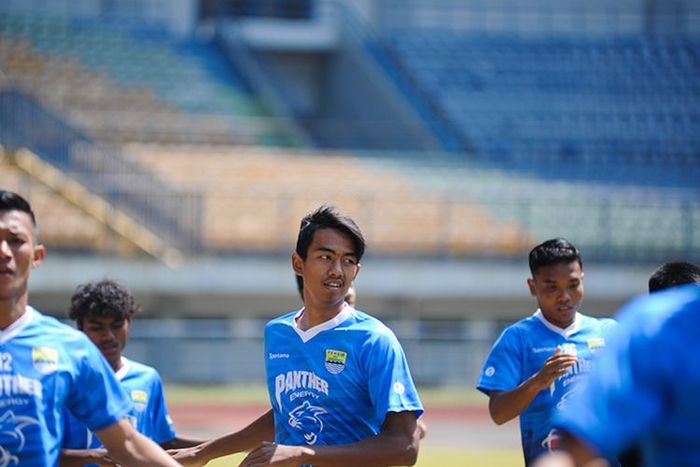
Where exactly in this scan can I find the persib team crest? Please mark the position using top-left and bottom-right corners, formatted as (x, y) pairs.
(131, 390), (148, 412)
(324, 349), (347, 375)
(32, 347), (58, 374)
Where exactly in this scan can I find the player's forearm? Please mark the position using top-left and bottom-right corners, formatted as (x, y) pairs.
(197, 408), (275, 462)
(109, 433), (181, 466)
(296, 430), (419, 466)
(489, 376), (547, 425)
(98, 421), (181, 467)
(160, 436), (205, 450)
(59, 449), (111, 467)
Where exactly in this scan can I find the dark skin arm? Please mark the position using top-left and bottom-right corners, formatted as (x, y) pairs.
(239, 410), (420, 467)
(169, 409), (275, 467)
(488, 349), (577, 425)
(59, 448), (118, 466)
(161, 436), (205, 450)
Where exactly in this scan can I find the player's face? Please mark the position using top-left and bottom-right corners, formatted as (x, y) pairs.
(0, 210), (44, 303)
(293, 228), (360, 309)
(527, 260), (584, 329)
(81, 315), (130, 371)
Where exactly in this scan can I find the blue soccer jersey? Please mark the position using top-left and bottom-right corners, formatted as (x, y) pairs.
(0, 307), (131, 465)
(63, 357), (176, 451)
(264, 304), (423, 448)
(554, 286), (700, 467)
(476, 309), (617, 465)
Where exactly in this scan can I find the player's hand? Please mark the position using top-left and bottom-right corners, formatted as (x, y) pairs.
(534, 348), (577, 389)
(167, 446), (206, 467)
(238, 441), (312, 467)
(90, 448), (120, 466)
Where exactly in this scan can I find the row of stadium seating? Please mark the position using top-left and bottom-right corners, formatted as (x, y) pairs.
(0, 13), (294, 146)
(120, 143), (529, 255)
(375, 31), (700, 187)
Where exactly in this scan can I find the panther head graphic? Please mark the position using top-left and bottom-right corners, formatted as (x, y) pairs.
(288, 401), (328, 445)
(0, 410), (40, 467)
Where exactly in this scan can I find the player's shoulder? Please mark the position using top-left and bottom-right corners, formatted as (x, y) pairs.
(579, 313), (618, 331)
(503, 314), (541, 334)
(344, 309), (399, 347)
(28, 307), (91, 344)
(266, 310), (298, 329)
(619, 285), (700, 331)
(123, 358), (160, 377)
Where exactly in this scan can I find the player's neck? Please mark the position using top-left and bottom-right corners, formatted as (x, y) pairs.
(297, 300), (345, 331)
(0, 293), (29, 330)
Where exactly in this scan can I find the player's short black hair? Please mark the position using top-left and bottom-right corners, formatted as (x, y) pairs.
(648, 261), (700, 292)
(0, 190), (39, 240)
(294, 206), (365, 299)
(528, 238), (582, 276)
(69, 279), (141, 328)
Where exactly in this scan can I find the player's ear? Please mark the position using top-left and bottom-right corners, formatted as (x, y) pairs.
(527, 278), (537, 297)
(352, 263), (361, 280)
(291, 252), (304, 277)
(31, 244), (46, 269)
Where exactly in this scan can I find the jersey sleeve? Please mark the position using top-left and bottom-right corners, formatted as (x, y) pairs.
(148, 370), (177, 444)
(362, 327), (423, 425)
(476, 325), (524, 395)
(553, 305), (667, 458)
(64, 336), (132, 432)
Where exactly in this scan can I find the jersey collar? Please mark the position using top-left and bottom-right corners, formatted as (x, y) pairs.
(115, 357), (131, 381)
(293, 303), (353, 343)
(534, 308), (582, 338)
(0, 305), (36, 344)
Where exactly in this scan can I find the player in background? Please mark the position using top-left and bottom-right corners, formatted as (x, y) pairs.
(344, 282), (356, 308)
(60, 279), (202, 466)
(535, 261), (700, 467)
(170, 205), (423, 466)
(0, 190), (180, 466)
(476, 238), (618, 465)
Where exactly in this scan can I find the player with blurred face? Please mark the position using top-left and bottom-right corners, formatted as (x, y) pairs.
(0, 190), (180, 467)
(477, 238), (617, 466)
(170, 205), (423, 467)
(61, 279), (201, 465)
(344, 282), (357, 307)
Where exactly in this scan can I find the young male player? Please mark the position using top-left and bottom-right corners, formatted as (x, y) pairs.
(476, 238), (617, 465)
(536, 261), (700, 467)
(0, 190), (179, 466)
(171, 205), (423, 466)
(60, 279), (201, 465)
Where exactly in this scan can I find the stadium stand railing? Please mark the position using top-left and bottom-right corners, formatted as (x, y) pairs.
(0, 89), (202, 256)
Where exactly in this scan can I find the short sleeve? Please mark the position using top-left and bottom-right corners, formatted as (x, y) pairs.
(149, 371), (177, 444)
(64, 337), (132, 432)
(476, 325), (523, 395)
(363, 328), (423, 425)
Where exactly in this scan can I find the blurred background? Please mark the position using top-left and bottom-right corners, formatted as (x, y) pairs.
(1, 0), (699, 463)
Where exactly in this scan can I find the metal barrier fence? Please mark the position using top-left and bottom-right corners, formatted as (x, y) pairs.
(124, 318), (501, 386)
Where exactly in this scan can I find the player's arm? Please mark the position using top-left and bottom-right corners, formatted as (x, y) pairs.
(95, 418), (181, 467)
(488, 349), (577, 425)
(160, 436), (206, 450)
(239, 410), (420, 467)
(59, 448), (118, 466)
(169, 408), (275, 466)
